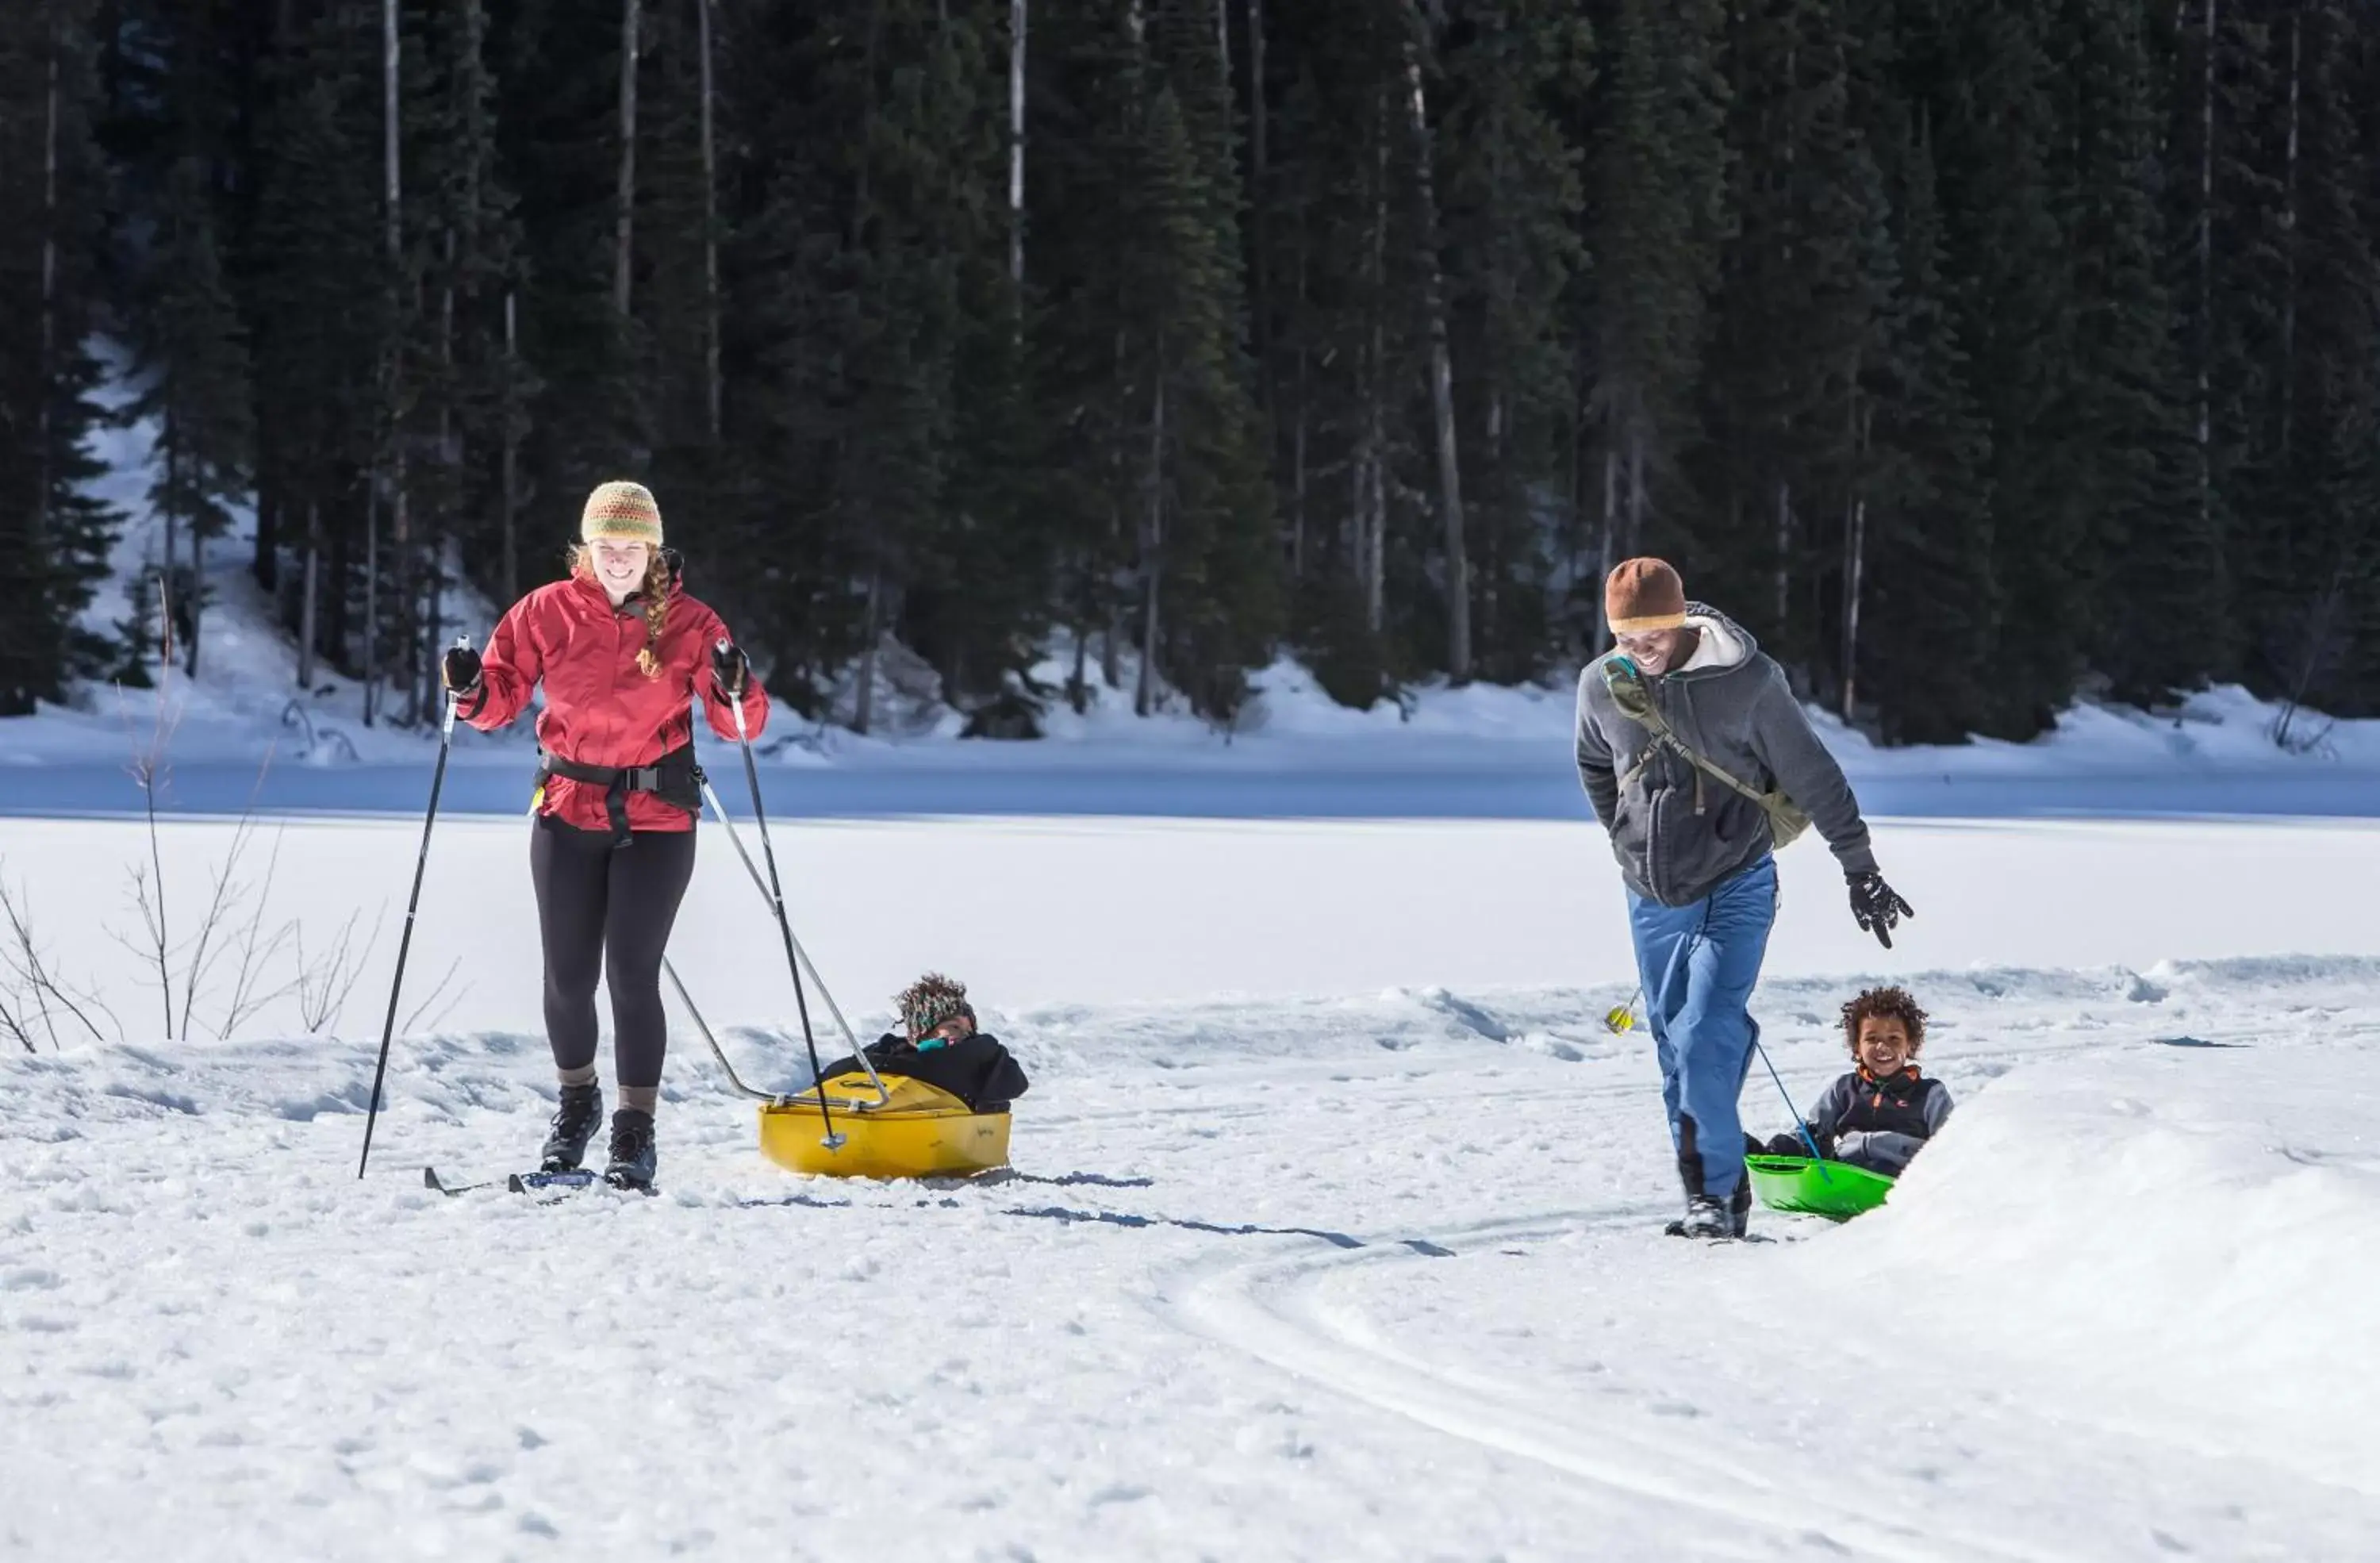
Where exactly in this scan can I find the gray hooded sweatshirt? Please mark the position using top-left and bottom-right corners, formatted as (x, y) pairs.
(1575, 604), (1877, 908)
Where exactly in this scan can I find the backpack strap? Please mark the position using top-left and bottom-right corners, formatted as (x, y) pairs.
(1599, 657), (1810, 846)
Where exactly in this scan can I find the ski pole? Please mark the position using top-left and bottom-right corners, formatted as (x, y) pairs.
(1752, 1039), (1835, 1179)
(359, 635), (470, 1179)
(718, 642), (841, 1147)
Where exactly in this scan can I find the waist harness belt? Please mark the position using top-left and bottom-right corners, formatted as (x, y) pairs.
(535, 743), (704, 846)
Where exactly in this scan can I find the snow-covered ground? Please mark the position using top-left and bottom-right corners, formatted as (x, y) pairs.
(3, 812), (2376, 1560)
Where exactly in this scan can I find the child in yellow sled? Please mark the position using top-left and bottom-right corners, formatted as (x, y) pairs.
(1759, 985), (1952, 1177)
(816, 974), (1030, 1111)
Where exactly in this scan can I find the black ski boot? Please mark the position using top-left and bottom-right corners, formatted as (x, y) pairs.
(540, 1082), (605, 1173)
(1729, 1178), (1752, 1239)
(604, 1108), (657, 1191)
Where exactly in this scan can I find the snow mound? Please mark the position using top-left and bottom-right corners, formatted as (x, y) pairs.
(1796, 1046), (2380, 1496)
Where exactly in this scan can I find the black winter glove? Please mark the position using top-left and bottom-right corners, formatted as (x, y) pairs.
(440, 646), (482, 694)
(1848, 870), (1914, 949)
(710, 639), (750, 700)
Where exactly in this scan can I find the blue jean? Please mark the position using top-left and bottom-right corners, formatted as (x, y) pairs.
(1626, 855), (1779, 1201)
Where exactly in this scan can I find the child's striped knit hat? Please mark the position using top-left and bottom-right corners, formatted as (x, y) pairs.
(582, 480), (664, 545)
(897, 974), (976, 1043)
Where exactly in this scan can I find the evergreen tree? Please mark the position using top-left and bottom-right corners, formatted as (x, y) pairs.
(0, 0), (121, 712)
(131, 152), (254, 679)
(1859, 117), (1997, 742)
(1435, 0), (1591, 681)
(1927, 0), (2080, 735)
(2059, 0), (2214, 705)
(1580, 0), (1729, 610)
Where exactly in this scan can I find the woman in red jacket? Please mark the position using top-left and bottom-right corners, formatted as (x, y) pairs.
(438, 480), (768, 1189)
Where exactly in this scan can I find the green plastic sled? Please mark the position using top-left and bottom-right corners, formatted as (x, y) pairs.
(1744, 1154), (1895, 1221)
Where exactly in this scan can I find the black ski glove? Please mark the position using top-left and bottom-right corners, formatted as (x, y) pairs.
(1848, 870), (1914, 949)
(710, 639), (750, 700)
(440, 646), (482, 694)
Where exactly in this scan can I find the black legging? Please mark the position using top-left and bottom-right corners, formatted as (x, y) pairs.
(528, 816), (697, 1088)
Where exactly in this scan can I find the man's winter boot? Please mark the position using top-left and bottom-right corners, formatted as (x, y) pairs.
(1665, 1196), (1733, 1240)
(605, 1108), (658, 1190)
(540, 1082), (605, 1173)
(1729, 1178), (1752, 1239)
(1663, 1114), (1732, 1238)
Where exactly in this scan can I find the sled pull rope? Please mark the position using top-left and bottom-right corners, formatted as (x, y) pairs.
(1753, 1040), (1837, 1184)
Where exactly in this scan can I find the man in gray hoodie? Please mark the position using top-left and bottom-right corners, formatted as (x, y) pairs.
(1576, 558), (1913, 1238)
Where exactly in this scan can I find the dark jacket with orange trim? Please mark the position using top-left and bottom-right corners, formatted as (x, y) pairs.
(1792, 1065), (1953, 1176)
(816, 1033), (1030, 1112)
(461, 566), (768, 835)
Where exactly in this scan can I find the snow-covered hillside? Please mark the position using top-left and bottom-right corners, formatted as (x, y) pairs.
(14, 359), (2380, 824)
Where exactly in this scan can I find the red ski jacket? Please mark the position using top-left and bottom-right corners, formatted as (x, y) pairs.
(462, 568), (769, 834)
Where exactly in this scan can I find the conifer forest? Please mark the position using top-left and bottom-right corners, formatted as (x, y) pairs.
(2, 1), (2377, 743)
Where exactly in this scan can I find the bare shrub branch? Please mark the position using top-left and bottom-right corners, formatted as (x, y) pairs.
(0, 870), (119, 1048)
(181, 747), (284, 1042)
(402, 957), (470, 1035)
(297, 905), (385, 1035)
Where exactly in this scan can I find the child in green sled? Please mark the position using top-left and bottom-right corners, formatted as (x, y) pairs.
(815, 973), (1030, 1112)
(1757, 985), (1952, 1177)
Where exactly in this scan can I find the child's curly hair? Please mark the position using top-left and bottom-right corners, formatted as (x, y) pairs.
(1840, 985), (1929, 1057)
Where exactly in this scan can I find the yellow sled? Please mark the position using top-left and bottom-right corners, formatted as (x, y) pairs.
(758, 1073), (1012, 1180)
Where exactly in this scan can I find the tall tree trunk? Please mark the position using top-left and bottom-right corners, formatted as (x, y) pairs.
(35, 0), (59, 557)
(1625, 424), (1646, 556)
(2195, 0), (2214, 540)
(1773, 477), (1791, 628)
(1595, 443), (1618, 646)
(420, 549), (442, 719)
(501, 290), (520, 602)
(186, 529), (204, 678)
(161, 408), (179, 666)
(1289, 198), (1307, 579)
(614, 0), (641, 319)
(1405, 35), (1468, 683)
(698, 0), (722, 440)
(363, 480), (379, 724)
(1135, 376), (1166, 717)
(1101, 575), (1123, 689)
(1841, 496), (1865, 720)
(854, 565), (882, 735)
(1248, 0), (1270, 451)
(327, 497), (352, 674)
(1009, 0), (1027, 289)
(298, 501), (320, 690)
(1361, 84), (1388, 635)
(430, 227), (457, 720)
(2279, 10), (2298, 471)
(384, 0), (413, 724)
